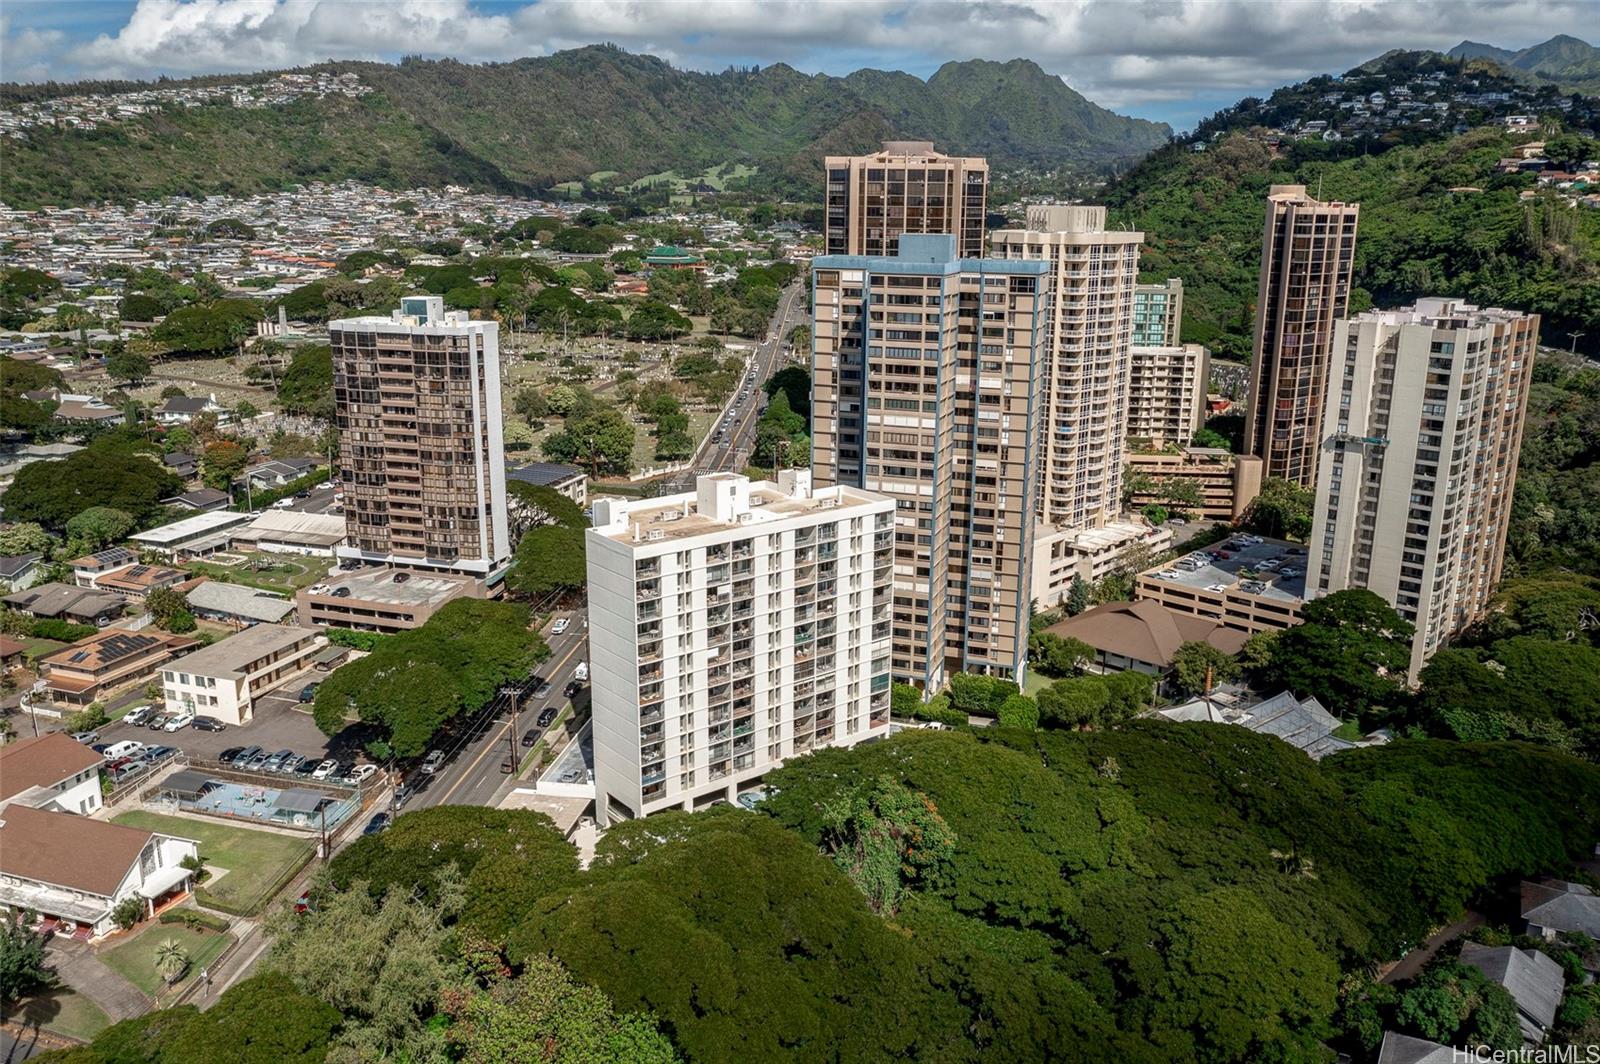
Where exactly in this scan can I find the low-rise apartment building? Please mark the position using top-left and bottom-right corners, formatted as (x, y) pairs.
(586, 472), (896, 827)
(160, 623), (322, 726)
(1031, 520), (1173, 608)
(1126, 447), (1264, 521)
(39, 629), (199, 707)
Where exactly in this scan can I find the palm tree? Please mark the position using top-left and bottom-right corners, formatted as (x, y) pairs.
(155, 938), (189, 985)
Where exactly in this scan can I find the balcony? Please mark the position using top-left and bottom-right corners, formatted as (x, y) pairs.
(641, 742), (664, 762)
(639, 640), (663, 663)
(639, 707), (664, 726)
(639, 665), (663, 684)
(636, 559), (660, 579)
(637, 621), (661, 639)
(643, 783), (665, 801)
(637, 602), (662, 621)
(707, 565), (731, 585)
(636, 580), (661, 601)
(640, 682), (663, 702)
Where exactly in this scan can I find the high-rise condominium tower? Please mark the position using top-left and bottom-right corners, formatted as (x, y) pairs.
(1127, 343), (1210, 447)
(1244, 184), (1359, 486)
(1309, 299), (1539, 680)
(990, 205), (1142, 529)
(585, 472), (895, 826)
(811, 234), (1050, 689)
(330, 296), (510, 576)
(1133, 277), (1184, 347)
(824, 141), (989, 258)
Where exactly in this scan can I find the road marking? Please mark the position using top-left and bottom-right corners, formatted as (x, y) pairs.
(428, 627), (589, 807)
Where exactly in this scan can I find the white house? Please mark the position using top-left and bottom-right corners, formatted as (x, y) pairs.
(0, 802), (199, 940)
(0, 732), (105, 816)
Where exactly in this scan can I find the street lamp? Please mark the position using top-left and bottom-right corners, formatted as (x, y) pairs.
(1569, 331), (1585, 355)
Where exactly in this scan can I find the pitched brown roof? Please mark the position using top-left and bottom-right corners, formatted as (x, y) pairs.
(1046, 598), (1249, 669)
(0, 732), (104, 802)
(0, 803), (152, 897)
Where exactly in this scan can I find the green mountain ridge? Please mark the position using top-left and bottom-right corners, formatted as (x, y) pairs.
(0, 45), (1170, 208)
(1447, 34), (1600, 95)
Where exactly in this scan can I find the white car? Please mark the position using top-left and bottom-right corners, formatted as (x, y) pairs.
(163, 712), (194, 732)
(103, 740), (146, 760)
(1207, 583), (1229, 593)
(550, 617), (570, 635)
(346, 763), (379, 784)
(311, 759), (340, 780)
(420, 749), (446, 774)
(272, 498), (294, 509)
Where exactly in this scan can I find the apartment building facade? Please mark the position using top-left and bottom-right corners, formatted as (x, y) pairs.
(824, 141), (989, 258)
(1309, 299), (1539, 680)
(1126, 447), (1263, 521)
(811, 234), (1050, 688)
(586, 472), (896, 827)
(1127, 343), (1210, 446)
(990, 205), (1142, 531)
(160, 623), (322, 726)
(1133, 277), (1184, 347)
(1244, 185), (1360, 486)
(330, 296), (510, 577)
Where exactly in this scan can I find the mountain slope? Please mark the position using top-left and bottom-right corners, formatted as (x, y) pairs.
(1448, 34), (1600, 95)
(0, 46), (1170, 208)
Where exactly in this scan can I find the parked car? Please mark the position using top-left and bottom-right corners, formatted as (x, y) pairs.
(564, 680), (584, 699)
(111, 761), (149, 783)
(532, 680), (553, 700)
(272, 497), (294, 509)
(191, 716), (225, 732)
(312, 759), (340, 780)
(91, 743), (112, 755)
(70, 730), (100, 744)
(104, 756), (134, 773)
(122, 705), (156, 726)
(261, 748), (294, 771)
(393, 783), (415, 809)
(521, 728), (541, 748)
(536, 708), (558, 728)
(245, 750), (273, 771)
(144, 745), (177, 763)
(163, 712), (194, 733)
(298, 683), (320, 703)
(500, 755), (516, 774)
(146, 715), (173, 731)
(573, 661), (589, 682)
(103, 740), (145, 760)
(550, 617), (569, 635)
(345, 764), (379, 785)
(278, 754), (306, 774)
(362, 812), (391, 836)
(293, 759), (320, 777)
(420, 749), (446, 774)
(218, 746), (246, 764)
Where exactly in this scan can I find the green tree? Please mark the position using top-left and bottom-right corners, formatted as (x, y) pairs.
(544, 384), (580, 417)
(105, 348), (151, 386)
(201, 439), (249, 491)
(763, 365), (812, 423)
(0, 437), (181, 530)
(151, 299), (262, 355)
(145, 585), (190, 628)
(112, 896), (143, 931)
(947, 672), (1018, 717)
(542, 404), (635, 478)
(1265, 590), (1413, 715)
(623, 301), (692, 341)
(0, 921), (53, 1006)
(0, 521), (52, 555)
(819, 775), (956, 915)
(1066, 574), (1092, 616)
(276, 345), (333, 419)
(155, 938), (190, 984)
(233, 399), (259, 422)
(513, 386), (550, 422)
(445, 957), (680, 1064)
(1241, 476), (1314, 540)
(1170, 640), (1242, 696)
(997, 694), (1041, 731)
(65, 506), (134, 550)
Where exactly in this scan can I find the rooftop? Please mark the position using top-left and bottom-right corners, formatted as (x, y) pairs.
(1045, 599), (1248, 669)
(1459, 942), (1564, 1036)
(0, 802), (163, 897)
(1160, 687), (1366, 760)
(0, 732), (103, 802)
(2, 582), (125, 620)
(95, 563), (187, 593)
(129, 509), (254, 547)
(507, 462), (585, 488)
(167, 623), (317, 679)
(304, 567), (476, 608)
(70, 546), (137, 571)
(1141, 534), (1308, 604)
(185, 581), (296, 623)
(590, 472), (890, 546)
(43, 628), (196, 673)
(235, 509), (346, 547)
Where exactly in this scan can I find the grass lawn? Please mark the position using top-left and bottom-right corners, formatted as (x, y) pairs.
(111, 811), (313, 915)
(100, 924), (233, 997)
(186, 552), (327, 593)
(1023, 671), (1055, 697)
(1332, 719), (1366, 741)
(2, 986), (110, 1042)
(21, 637), (68, 660)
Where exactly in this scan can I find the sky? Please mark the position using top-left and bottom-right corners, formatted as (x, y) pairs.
(1, 0), (1592, 131)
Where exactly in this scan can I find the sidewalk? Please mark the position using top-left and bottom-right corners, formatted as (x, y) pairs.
(45, 939), (150, 1022)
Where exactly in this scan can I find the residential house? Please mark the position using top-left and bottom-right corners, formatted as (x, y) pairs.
(71, 546), (138, 587)
(0, 731), (104, 815)
(1521, 880), (1600, 940)
(1159, 685), (1380, 760)
(93, 563), (192, 604)
(162, 487), (230, 512)
(0, 635), (26, 670)
(185, 581), (297, 628)
(154, 394), (225, 425)
(2, 582), (125, 626)
(0, 803), (199, 940)
(242, 456), (317, 488)
(1376, 1033), (1453, 1064)
(38, 628), (199, 706)
(1042, 599), (1249, 677)
(161, 451), (199, 479)
(507, 461), (587, 507)
(1459, 942), (1564, 1044)
(0, 552), (44, 592)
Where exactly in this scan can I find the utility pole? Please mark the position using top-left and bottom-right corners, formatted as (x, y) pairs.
(506, 696), (520, 777)
(1569, 331), (1585, 355)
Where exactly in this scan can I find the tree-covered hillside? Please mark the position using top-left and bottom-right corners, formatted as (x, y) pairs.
(1106, 127), (1600, 359)
(0, 46), (1169, 209)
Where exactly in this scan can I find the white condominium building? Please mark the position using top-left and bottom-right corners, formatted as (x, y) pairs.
(1127, 342), (1210, 447)
(586, 472), (896, 826)
(330, 295), (510, 577)
(1310, 299), (1539, 681)
(990, 204), (1143, 531)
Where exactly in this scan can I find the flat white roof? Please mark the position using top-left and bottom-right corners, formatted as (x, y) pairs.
(130, 509), (255, 546)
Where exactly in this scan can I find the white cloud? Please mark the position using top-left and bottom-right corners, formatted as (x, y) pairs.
(2, 0), (1591, 125)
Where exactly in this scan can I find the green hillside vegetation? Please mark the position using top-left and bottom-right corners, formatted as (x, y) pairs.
(1106, 127), (1600, 359)
(1, 46), (1169, 209)
(1449, 34), (1600, 96)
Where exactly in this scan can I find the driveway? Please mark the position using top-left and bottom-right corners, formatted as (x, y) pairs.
(46, 938), (149, 1023)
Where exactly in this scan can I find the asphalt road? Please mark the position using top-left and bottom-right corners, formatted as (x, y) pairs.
(405, 609), (591, 812)
(661, 281), (807, 493)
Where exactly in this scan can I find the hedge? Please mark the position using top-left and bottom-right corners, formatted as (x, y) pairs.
(159, 908), (230, 932)
(326, 628), (387, 652)
(234, 467), (328, 512)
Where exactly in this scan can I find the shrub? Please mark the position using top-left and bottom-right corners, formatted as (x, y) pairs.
(112, 896), (143, 931)
(158, 908), (229, 932)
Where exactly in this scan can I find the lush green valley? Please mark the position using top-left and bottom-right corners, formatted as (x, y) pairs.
(1106, 127), (1600, 360)
(0, 47), (1169, 209)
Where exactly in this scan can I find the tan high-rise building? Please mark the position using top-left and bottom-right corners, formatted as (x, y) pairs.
(990, 205), (1142, 530)
(811, 235), (1050, 689)
(1244, 184), (1359, 486)
(1127, 342), (1210, 447)
(330, 296), (511, 577)
(1309, 299), (1539, 681)
(824, 141), (989, 259)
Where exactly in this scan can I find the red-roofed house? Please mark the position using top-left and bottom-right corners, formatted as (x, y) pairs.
(0, 731), (105, 815)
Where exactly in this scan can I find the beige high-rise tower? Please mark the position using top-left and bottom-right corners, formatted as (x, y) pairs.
(811, 235), (1050, 690)
(990, 205), (1143, 530)
(1309, 299), (1539, 681)
(330, 295), (511, 577)
(824, 141), (989, 258)
(1244, 184), (1359, 486)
